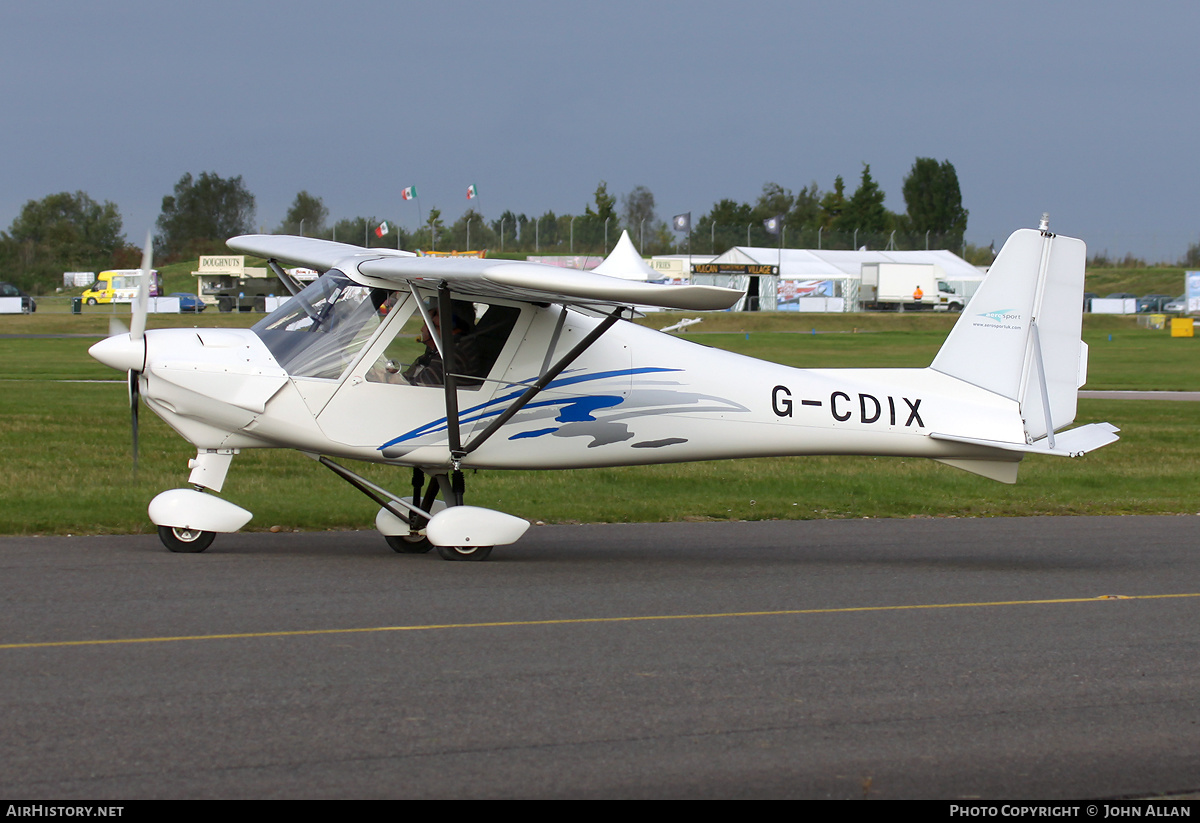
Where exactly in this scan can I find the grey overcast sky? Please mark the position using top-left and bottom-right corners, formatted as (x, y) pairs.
(2, 0), (1196, 260)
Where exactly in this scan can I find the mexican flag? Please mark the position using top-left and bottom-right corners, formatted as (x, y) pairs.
(375, 221), (389, 237)
(466, 184), (478, 199)
(401, 186), (417, 201)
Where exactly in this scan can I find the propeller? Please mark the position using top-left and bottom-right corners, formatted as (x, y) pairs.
(128, 230), (151, 470)
(129, 368), (140, 471)
(89, 230), (152, 472)
(131, 230), (150, 341)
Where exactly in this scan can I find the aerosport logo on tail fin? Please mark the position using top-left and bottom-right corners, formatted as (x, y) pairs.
(974, 308), (1024, 329)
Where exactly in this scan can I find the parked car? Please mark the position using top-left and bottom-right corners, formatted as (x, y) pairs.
(1105, 292), (1137, 300)
(169, 292), (206, 312)
(1164, 295), (1188, 314)
(1137, 294), (1173, 313)
(0, 282), (36, 312)
(1083, 292), (1097, 312)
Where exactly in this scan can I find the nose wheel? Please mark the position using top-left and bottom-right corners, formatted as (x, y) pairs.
(157, 525), (215, 553)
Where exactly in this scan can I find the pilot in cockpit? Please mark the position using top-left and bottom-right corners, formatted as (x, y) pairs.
(403, 300), (482, 387)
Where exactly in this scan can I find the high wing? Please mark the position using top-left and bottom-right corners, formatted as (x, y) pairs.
(355, 256), (745, 311)
(228, 235), (416, 272)
(227, 234), (743, 311)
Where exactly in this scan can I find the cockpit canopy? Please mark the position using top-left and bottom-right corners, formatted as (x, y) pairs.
(252, 271), (382, 379)
(252, 270), (523, 387)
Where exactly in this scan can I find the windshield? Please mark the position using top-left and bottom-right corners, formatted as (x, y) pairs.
(252, 271), (386, 379)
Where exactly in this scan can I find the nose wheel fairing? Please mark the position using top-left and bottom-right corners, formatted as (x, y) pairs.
(148, 488), (253, 534)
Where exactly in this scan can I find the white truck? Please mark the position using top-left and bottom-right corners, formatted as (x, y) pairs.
(859, 262), (963, 312)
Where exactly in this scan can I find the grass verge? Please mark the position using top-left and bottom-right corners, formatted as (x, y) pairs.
(0, 316), (1194, 534)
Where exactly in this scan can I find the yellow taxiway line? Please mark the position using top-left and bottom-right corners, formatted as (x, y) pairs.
(3, 592), (1197, 651)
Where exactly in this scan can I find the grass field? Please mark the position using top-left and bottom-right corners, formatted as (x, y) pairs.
(1083, 265), (1188, 299)
(1, 311), (1197, 535)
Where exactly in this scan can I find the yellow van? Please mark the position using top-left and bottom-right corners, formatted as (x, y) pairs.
(82, 269), (160, 304)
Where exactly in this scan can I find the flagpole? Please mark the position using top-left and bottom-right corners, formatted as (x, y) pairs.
(687, 223), (691, 283)
(418, 197), (425, 250)
(672, 212), (692, 288)
(779, 221), (784, 312)
(465, 184), (479, 252)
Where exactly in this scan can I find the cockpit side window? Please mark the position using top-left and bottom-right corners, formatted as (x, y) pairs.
(365, 297), (522, 390)
(252, 271), (383, 379)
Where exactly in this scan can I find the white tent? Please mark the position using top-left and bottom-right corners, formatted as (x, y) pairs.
(688, 246), (985, 311)
(710, 246), (981, 281)
(592, 230), (659, 281)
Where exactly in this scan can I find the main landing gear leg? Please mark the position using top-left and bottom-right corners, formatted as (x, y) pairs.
(312, 456), (439, 555)
(313, 456), (497, 561)
(385, 467), (435, 554)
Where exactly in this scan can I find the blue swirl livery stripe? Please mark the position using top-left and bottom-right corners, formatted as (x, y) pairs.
(378, 367), (679, 450)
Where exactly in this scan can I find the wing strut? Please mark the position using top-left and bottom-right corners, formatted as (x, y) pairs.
(456, 306), (624, 459)
(267, 259), (303, 297)
(411, 283), (443, 357)
(541, 306), (568, 376)
(439, 283), (464, 469)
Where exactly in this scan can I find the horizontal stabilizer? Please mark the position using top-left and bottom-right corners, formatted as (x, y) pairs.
(1029, 422), (1120, 455)
(930, 422), (1119, 458)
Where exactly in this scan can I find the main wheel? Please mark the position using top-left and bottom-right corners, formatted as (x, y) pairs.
(435, 544), (493, 562)
(385, 534), (434, 554)
(158, 525), (215, 553)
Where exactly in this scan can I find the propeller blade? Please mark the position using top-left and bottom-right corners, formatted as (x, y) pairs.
(108, 316), (129, 337)
(130, 229), (152, 341)
(128, 369), (140, 472)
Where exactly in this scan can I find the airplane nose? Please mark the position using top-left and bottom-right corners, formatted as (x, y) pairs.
(89, 333), (146, 372)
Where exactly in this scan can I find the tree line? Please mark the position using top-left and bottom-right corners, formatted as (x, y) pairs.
(277, 159), (971, 261)
(1, 159), (971, 293)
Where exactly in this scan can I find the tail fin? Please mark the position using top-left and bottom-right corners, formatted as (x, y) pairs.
(931, 224), (1087, 442)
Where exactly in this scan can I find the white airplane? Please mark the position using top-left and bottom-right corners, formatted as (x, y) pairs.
(90, 218), (1118, 560)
